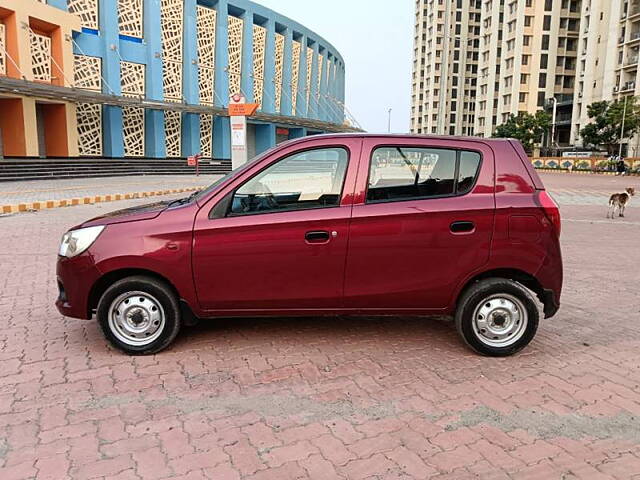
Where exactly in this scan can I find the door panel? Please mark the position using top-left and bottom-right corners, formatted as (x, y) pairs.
(344, 138), (495, 311)
(193, 208), (351, 310)
(192, 139), (362, 313)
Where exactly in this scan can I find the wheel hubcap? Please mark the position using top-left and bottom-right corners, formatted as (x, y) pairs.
(472, 294), (528, 347)
(108, 291), (165, 347)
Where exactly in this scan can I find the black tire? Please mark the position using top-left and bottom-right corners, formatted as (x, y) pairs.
(96, 275), (181, 355)
(455, 278), (539, 357)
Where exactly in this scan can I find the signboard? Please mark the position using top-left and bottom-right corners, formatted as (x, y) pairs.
(228, 103), (259, 116)
(229, 94), (250, 169)
(276, 128), (290, 136)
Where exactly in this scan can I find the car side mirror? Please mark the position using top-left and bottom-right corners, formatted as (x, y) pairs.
(209, 192), (233, 219)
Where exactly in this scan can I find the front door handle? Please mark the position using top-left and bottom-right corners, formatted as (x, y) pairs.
(305, 230), (331, 244)
(450, 221), (475, 234)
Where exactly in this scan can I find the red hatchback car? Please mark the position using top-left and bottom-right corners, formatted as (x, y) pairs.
(56, 134), (562, 356)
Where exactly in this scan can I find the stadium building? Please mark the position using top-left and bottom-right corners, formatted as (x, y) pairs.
(0, 0), (352, 161)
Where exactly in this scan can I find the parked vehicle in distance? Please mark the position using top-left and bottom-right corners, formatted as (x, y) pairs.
(56, 134), (562, 357)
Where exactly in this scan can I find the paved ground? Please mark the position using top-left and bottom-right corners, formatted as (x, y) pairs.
(0, 176), (221, 205)
(0, 172), (639, 479)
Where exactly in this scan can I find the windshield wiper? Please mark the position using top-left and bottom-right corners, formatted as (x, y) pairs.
(166, 190), (201, 208)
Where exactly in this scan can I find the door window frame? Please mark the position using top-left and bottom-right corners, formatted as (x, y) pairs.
(210, 145), (352, 219)
(364, 145), (483, 205)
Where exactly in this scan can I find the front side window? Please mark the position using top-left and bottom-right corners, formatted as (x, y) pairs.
(367, 147), (481, 203)
(230, 147), (348, 215)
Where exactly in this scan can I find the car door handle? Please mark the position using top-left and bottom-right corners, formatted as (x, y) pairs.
(450, 221), (475, 234)
(305, 231), (331, 244)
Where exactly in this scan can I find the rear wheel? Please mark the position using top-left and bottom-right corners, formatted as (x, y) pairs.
(455, 278), (539, 356)
(97, 276), (181, 355)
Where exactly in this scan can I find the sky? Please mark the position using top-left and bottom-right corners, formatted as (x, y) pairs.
(255, 0), (414, 133)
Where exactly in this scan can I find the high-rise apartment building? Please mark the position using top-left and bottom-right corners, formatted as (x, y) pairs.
(411, 0), (481, 136)
(571, 1), (640, 152)
(412, 0), (582, 146)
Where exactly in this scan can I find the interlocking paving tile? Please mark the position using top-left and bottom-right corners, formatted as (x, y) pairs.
(0, 172), (639, 479)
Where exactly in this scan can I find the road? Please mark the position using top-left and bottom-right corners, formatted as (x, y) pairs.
(0, 172), (639, 479)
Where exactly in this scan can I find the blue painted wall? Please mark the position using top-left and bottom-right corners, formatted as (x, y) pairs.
(60, 0), (346, 159)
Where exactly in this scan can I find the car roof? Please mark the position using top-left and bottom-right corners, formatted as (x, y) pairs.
(294, 133), (516, 145)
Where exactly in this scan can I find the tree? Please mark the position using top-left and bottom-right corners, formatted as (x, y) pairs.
(579, 98), (640, 154)
(492, 111), (551, 153)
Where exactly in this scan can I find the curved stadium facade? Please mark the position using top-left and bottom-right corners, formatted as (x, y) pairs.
(0, 0), (352, 161)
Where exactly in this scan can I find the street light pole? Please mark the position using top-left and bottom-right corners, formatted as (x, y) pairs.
(387, 108), (392, 133)
(619, 95), (629, 158)
(550, 97), (557, 149)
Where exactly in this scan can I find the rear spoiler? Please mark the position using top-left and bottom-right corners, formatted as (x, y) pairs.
(508, 140), (545, 190)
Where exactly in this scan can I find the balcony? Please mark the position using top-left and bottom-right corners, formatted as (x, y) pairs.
(630, 31), (640, 43)
(619, 80), (636, 92)
(626, 5), (640, 20)
(554, 94), (574, 107)
(624, 55), (640, 67)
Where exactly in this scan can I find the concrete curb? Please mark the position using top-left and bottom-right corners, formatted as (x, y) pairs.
(1, 187), (201, 215)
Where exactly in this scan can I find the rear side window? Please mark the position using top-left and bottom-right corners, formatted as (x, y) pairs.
(367, 147), (481, 203)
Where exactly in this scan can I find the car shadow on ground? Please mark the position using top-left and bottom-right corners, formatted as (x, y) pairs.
(172, 314), (461, 353)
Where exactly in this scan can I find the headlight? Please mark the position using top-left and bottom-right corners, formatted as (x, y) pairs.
(59, 226), (105, 258)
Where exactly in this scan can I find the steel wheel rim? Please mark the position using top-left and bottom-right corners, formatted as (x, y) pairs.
(472, 293), (528, 347)
(108, 291), (165, 346)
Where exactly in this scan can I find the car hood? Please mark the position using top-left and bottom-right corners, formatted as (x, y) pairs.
(78, 200), (172, 228)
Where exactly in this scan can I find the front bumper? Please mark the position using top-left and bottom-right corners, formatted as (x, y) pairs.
(55, 253), (101, 320)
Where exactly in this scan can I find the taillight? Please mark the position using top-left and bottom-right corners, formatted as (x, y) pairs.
(537, 190), (561, 237)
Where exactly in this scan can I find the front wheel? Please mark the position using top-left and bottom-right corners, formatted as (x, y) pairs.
(96, 276), (181, 355)
(455, 278), (540, 357)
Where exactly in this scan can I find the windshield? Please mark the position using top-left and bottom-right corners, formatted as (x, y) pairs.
(192, 146), (278, 203)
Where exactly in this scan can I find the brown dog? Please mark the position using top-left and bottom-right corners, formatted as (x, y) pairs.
(607, 187), (635, 218)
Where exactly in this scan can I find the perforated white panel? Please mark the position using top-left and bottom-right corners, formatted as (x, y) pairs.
(161, 0), (183, 102)
(197, 5), (216, 104)
(274, 33), (284, 113)
(76, 103), (102, 156)
(291, 40), (301, 115)
(199, 66), (214, 105)
(163, 60), (182, 102)
(120, 61), (145, 97)
(0, 23), (5, 76)
(30, 32), (51, 82)
(227, 16), (243, 96)
(253, 25), (266, 106)
(161, 0), (183, 61)
(200, 114), (213, 157)
(67, 0), (99, 30)
(122, 106), (145, 157)
(74, 55), (101, 91)
(317, 53), (324, 103)
(306, 47), (313, 113)
(118, 0), (143, 38)
(164, 111), (181, 157)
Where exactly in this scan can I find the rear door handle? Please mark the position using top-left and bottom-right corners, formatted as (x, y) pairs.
(450, 221), (475, 234)
(305, 230), (331, 244)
